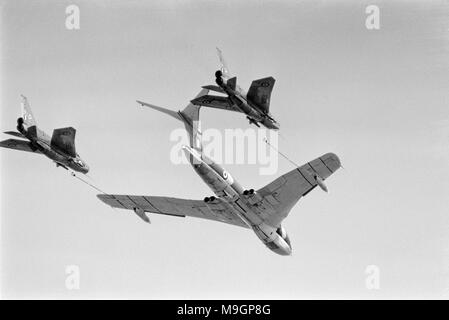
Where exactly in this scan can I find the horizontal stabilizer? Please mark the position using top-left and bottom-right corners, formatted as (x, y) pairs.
(136, 100), (182, 121)
(0, 139), (41, 154)
(202, 85), (225, 94)
(51, 127), (77, 157)
(138, 89), (209, 152)
(190, 94), (240, 113)
(4, 131), (25, 138)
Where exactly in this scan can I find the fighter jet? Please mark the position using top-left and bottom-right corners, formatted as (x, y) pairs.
(190, 48), (280, 129)
(97, 90), (341, 256)
(0, 95), (89, 174)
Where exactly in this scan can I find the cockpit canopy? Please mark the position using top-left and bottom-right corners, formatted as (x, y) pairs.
(74, 158), (84, 166)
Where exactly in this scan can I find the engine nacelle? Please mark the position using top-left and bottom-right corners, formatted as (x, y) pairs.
(276, 226), (291, 247)
(313, 174), (328, 193)
(203, 196), (216, 203)
(133, 207), (150, 223)
(203, 197), (224, 213)
(242, 189), (262, 205)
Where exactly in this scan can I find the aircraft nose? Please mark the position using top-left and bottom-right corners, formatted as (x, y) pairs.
(277, 246), (292, 256)
(271, 121), (280, 130)
(271, 246), (291, 256)
(266, 241), (292, 256)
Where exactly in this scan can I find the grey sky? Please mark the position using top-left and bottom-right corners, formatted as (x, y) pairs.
(1, 0), (448, 298)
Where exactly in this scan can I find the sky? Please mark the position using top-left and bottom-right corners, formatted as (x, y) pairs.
(1, 0), (448, 299)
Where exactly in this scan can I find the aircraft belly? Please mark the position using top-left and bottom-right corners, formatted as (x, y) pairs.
(40, 145), (67, 164)
(194, 165), (228, 194)
(252, 223), (278, 243)
(231, 199), (265, 227)
(229, 96), (260, 119)
(227, 199), (288, 253)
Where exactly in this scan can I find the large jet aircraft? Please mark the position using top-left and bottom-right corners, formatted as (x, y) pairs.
(0, 95), (89, 174)
(190, 48), (280, 129)
(98, 90), (340, 255)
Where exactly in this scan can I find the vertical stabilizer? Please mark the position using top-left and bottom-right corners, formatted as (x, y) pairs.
(216, 47), (231, 77)
(137, 89), (209, 152)
(20, 95), (36, 128)
(179, 88), (208, 152)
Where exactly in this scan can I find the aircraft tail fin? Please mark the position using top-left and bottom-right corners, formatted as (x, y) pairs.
(179, 88), (209, 151)
(180, 88), (209, 124)
(20, 95), (36, 128)
(216, 47), (231, 77)
(137, 88), (209, 151)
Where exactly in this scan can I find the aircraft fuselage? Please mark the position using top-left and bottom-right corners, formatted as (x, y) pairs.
(17, 120), (89, 174)
(215, 72), (279, 130)
(182, 145), (291, 255)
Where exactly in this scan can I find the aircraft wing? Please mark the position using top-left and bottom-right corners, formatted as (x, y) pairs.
(51, 127), (76, 157)
(97, 194), (249, 228)
(0, 138), (41, 154)
(253, 153), (341, 228)
(190, 95), (241, 113)
(247, 77), (275, 113)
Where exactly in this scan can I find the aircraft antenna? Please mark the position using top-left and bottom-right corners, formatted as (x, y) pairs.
(263, 137), (300, 168)
(71, 171), (108, 195)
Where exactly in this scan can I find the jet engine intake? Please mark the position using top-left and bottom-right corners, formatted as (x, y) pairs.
(243, 189), (254, 196)
(204, 196), (216, 203)
(242, 189), (262, 205)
